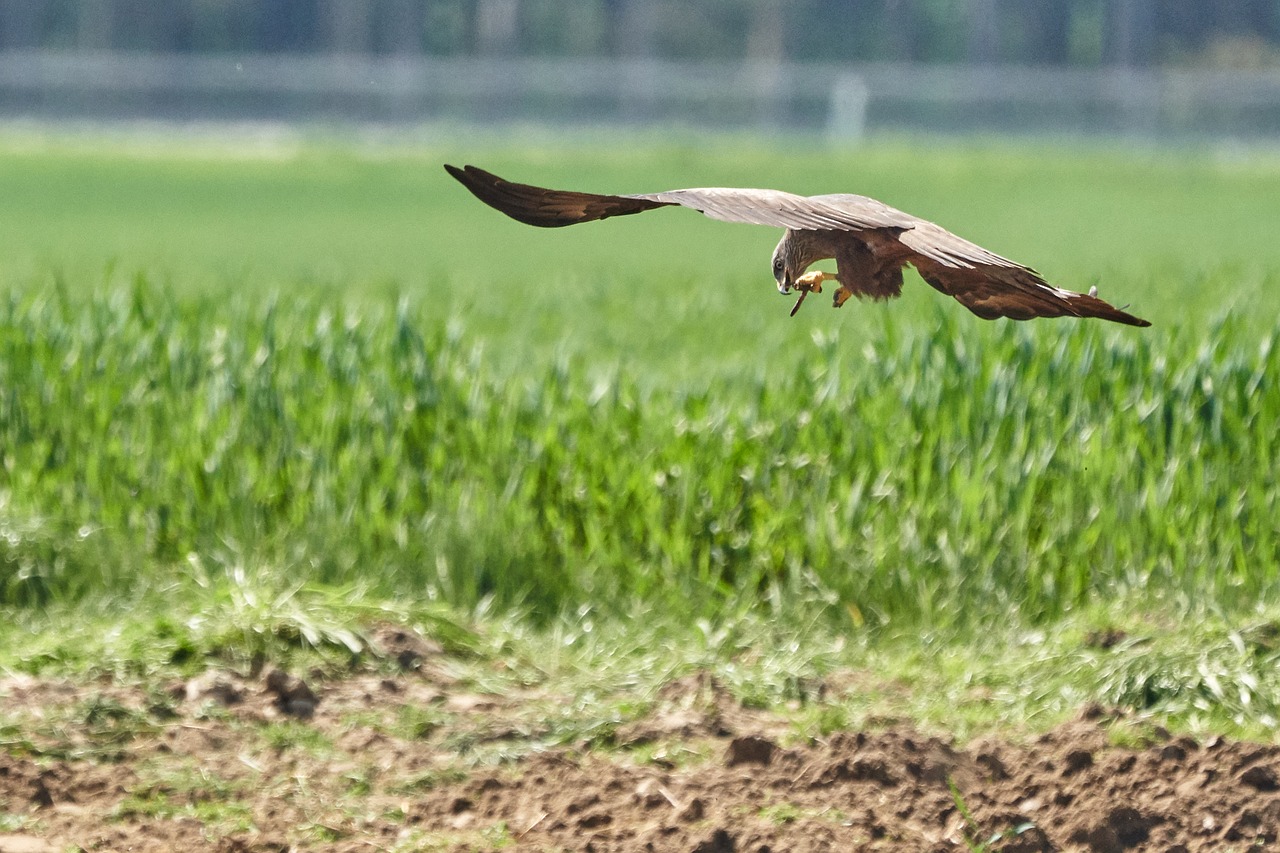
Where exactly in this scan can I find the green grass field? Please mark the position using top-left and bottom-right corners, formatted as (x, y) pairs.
(3, 133), (1280, 738)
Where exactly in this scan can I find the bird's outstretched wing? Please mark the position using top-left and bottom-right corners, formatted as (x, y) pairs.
(876, 220), (1151, 326)
(444, 164), (914, 231)
(912, 259), (1150, 326)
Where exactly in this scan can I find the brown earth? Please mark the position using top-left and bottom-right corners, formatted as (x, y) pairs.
(2, 649), (1279, 852)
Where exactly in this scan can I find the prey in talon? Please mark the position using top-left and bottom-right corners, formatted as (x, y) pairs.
(786, 270), (832, 317)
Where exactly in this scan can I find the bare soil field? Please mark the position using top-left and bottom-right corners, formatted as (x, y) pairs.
(2, 636), (1278, 852)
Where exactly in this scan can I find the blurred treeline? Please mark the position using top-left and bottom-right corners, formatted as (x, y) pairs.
(2, 0), (1280, 68)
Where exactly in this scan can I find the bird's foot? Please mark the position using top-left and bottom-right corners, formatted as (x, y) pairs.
(832, 287), (854, 308)
(794, 271), (829, 294)
(788, 271), (833, 317)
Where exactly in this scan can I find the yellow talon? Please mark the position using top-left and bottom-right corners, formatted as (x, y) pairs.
(795, 270), (829, 293)
(789, 271), (835, 317)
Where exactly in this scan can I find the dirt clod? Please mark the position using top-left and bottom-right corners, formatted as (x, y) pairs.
(679, 796), (706, 821)
(1062, 748), (1094, 775)
(725, 735), (776, 767)
(263, 668), (318, 718)
(1239, 763), (1280, 791)
(691, 828), (736, 853)
(183, 671), (243, 706)
(28, 775), (53, 808)
(976, 750), (1010, 779)
(372, 624), (443, 671)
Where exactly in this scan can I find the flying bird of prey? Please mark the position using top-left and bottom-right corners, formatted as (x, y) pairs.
(444, 164), (1150, 327)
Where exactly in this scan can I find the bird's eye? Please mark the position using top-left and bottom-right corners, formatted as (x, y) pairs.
(773, 258), (784, 273)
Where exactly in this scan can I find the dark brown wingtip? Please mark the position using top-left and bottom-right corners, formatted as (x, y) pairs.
(444, 163), (673, 228)
(445, 163), (503, 186)
(1086, 302), (1152, 327)
(444, 163), (510, 212)
(1070, 291), (1152, 327)
(1108, 313), (1152, 328)
(443, 162), (585, 228)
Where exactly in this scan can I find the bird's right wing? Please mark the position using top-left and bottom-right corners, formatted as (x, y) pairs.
(444, 165), (914, 231)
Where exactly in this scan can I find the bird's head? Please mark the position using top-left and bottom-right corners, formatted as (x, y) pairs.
(773, 230), (822, 295)
(772, 233), (795, 294)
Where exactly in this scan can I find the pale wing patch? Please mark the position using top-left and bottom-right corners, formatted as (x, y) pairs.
(629, 188), (914, 232)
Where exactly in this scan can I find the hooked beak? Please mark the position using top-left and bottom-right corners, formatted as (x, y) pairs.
(778, 272), (792, 295)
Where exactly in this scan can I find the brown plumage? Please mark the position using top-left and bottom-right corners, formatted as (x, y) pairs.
(444, 164), (1150, 327)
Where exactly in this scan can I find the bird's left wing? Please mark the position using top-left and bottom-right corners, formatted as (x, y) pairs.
(898, 221), (1151, 326)
(445, 165), (913, 231)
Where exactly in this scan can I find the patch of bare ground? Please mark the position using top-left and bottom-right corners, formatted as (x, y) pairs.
(2, 662), (1278, 852)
